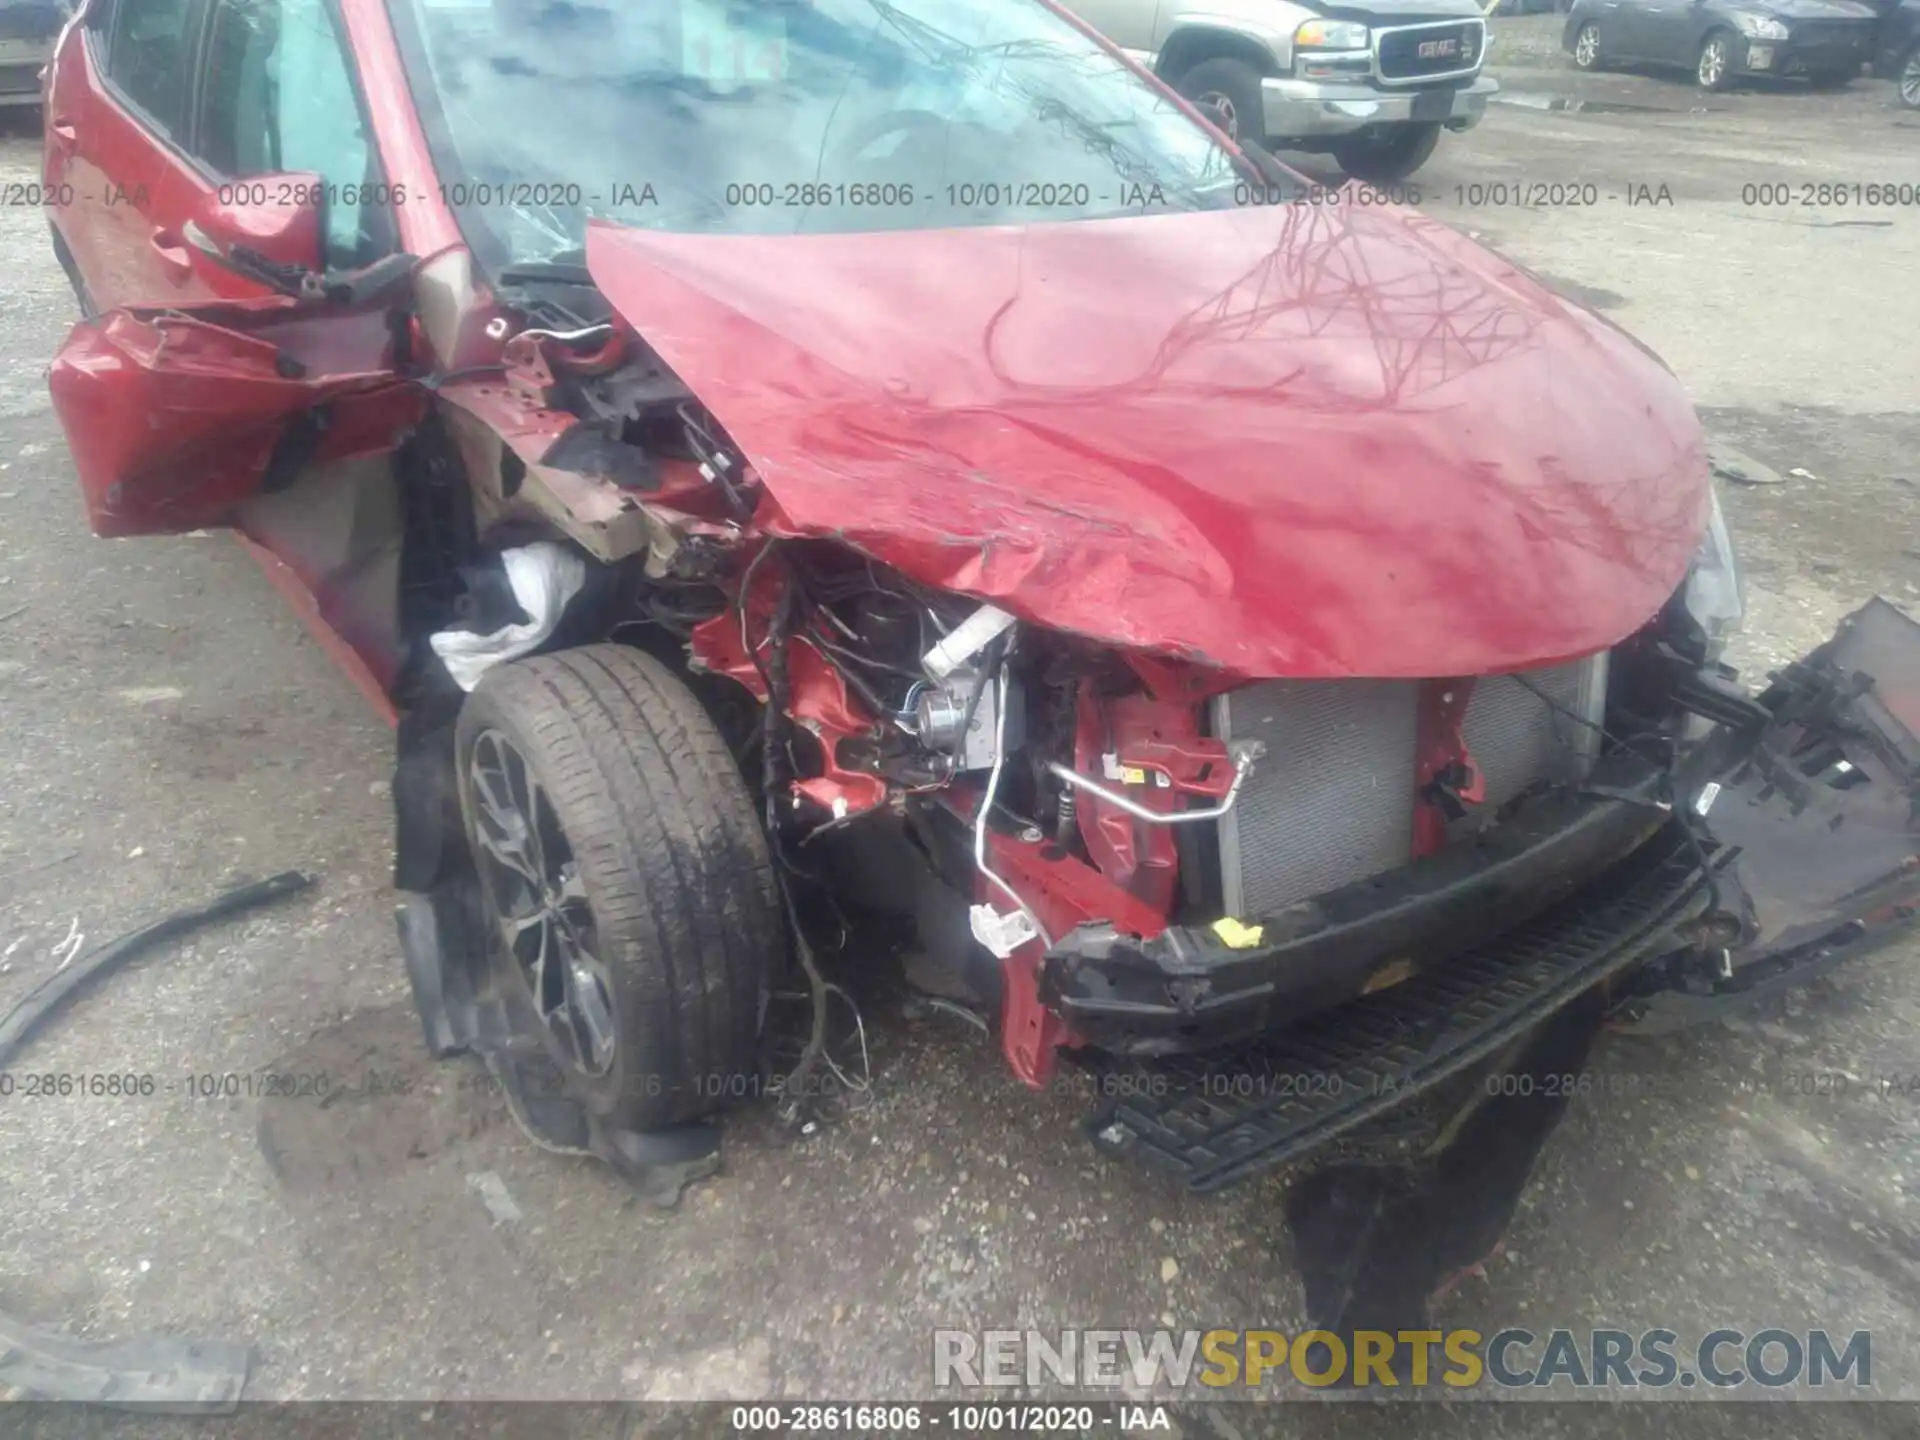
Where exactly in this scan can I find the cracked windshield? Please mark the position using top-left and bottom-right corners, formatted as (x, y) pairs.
(391, 0), (1243, 261)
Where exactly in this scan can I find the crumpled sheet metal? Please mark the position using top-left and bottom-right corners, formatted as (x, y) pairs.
(583, 211), (1709, 680)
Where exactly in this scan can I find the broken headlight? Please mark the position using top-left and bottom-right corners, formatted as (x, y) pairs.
(1730, 12), (1791, 39)
(1683, 487), (1745, 661)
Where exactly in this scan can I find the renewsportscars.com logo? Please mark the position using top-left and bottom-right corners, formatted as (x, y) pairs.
(932, 1328), (1873, 1392)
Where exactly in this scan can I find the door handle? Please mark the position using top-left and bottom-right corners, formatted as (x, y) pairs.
(149, 228), (195, 281)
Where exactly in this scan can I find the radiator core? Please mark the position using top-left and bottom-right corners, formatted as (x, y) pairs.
(1212, 656), (1609, 917)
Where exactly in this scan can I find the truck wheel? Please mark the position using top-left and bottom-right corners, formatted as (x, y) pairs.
(1330, 122), (1442, 184)
(1696, 30), (1738, 90)
(455, 644), (779, 1130)
(1171, 56), (1266, 143)
(1571, 22), (1607, 70)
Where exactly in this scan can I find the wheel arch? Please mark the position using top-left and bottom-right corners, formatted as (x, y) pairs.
(1157, 25), (1285, 81)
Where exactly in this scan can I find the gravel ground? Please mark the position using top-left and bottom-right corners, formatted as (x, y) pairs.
(1, 55), (1919, 1436)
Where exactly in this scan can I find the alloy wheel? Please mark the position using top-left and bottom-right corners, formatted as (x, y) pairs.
(1574, 24), (1600, 67)
(467, 728), (618, 1078)
(1198, 90), (1240, 138)
(1902, 50), (1920, 108)
(1698, 36), (1727, 87)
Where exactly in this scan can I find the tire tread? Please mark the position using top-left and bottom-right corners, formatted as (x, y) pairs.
(459, 644), (777, 1127)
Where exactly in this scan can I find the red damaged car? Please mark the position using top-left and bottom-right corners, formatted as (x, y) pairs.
(39, 0), (1920, 1322)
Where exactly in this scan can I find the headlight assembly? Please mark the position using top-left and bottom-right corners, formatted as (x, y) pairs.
(1295, 19), (1370, 49)
(1683, 487), (1745, 661)
(1731, 13), (1791, 40)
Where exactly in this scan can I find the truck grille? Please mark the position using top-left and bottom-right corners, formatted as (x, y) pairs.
(1213, 656), (1608, 917)
(1375, 20), (1485, 83)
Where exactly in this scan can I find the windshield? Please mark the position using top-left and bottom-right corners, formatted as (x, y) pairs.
(388, 0), (1244, 267)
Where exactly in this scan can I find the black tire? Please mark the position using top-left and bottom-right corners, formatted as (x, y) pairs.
(1170, 56), (1267, 144)
(1696, 29), (1739, 90)
(1330, 122), (1443, 184)
(1902, 44), (1920, 109)
(1570, 21), (1607, 71)
(455, 644), (778, 1130)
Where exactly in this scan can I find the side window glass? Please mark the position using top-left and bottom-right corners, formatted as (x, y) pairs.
(199, 0), (389, 268)
(104, 0), (197, 132)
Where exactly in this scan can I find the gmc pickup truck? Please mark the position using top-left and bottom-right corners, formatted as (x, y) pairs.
(1070, 0), (1498, 181)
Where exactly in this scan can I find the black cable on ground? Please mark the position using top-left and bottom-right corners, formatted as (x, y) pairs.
(0, 869), (315, 1408)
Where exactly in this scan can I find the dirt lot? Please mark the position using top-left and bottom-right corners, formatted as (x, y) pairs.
(2, 36), (1919, 1435)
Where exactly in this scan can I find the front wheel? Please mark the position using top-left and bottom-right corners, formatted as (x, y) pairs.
(455, 644), (779, 1131)
(1330, 122), (1443, 184)
(1571, 22), (1607, 70)
(1169, 56), (1267, 143)
(1697, 30), (1739, 90)
(1902, 44), (1920, 109)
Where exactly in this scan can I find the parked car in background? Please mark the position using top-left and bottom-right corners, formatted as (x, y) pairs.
(1872, 0), (1920, 104)
(1067, 0), (1497, 181)
(1564, 0), (1880, 88)
(0, 0), (68, 110)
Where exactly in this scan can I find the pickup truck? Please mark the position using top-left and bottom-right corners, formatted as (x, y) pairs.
(1069, 0), (1498, 181)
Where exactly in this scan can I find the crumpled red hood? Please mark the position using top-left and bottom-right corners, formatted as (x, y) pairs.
(585, 203), (1709, 679)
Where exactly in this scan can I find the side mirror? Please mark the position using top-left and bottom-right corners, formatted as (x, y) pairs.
(181, 170), (326, 284)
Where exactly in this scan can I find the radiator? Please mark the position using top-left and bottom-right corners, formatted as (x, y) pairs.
(1213, 656), (1609, 917)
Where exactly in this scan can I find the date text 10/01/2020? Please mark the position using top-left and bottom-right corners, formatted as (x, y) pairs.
(0, 1071), (331, 1099)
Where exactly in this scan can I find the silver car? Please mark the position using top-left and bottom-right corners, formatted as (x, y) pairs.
(1067, 0), (1499, 180)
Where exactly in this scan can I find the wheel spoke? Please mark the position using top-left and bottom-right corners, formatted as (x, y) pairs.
(473, 818), (540, 890)
(471, 744), (542, 888)
(469, 727), (618, 1082)
(503, 908), (548, 948)
(505, 745), (549, 886)
(556, 929), (617, 1073)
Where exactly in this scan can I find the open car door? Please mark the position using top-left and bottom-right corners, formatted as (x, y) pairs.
(48, 289), (424, 538)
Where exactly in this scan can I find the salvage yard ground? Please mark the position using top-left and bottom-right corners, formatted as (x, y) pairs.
(2, 35), (1919, 1436)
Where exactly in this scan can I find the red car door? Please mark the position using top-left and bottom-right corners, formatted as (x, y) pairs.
(44, 0), (221, 309)
(48, 0), (395, 309)
(48, 289), (423, 537)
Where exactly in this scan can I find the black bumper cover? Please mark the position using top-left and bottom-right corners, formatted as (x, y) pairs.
(1044, 748), (1691, 1057)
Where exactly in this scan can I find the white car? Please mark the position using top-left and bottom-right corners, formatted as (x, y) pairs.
(1069, 0), (1499, 180)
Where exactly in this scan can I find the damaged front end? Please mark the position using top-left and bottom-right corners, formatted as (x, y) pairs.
(1070, 600), (1920, 1188)
(48, 201), (1920, 1272)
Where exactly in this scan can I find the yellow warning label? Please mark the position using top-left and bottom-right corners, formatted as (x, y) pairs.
(1211, 917), (1265, 950)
